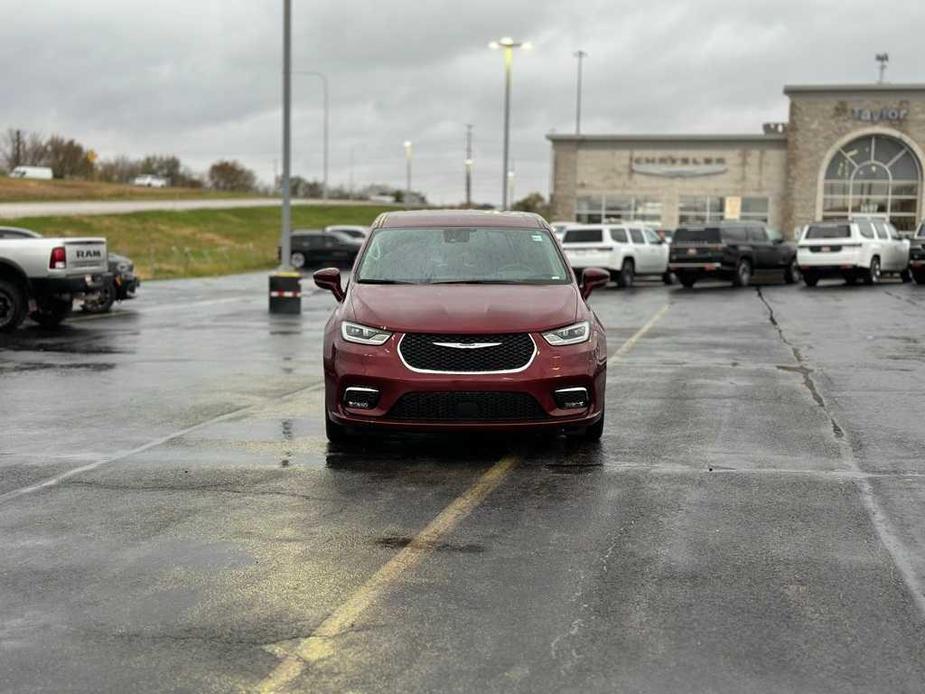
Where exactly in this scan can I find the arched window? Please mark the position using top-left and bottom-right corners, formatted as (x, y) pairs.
(822, 134), (921, 231)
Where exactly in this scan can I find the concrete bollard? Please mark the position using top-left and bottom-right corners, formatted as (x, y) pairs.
(269, 272), (302, 314)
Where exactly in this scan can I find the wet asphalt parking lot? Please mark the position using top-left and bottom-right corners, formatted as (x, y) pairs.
(2, 271), (925, 693)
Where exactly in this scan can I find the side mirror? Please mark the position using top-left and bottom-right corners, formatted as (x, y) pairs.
(313, 267), (345, 302)
(580, 267), (609, 300)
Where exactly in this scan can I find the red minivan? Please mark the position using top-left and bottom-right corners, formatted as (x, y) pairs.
(313, 210), (609, 442)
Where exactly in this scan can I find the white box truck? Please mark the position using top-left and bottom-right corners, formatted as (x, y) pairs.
(9, 166), (54, 180)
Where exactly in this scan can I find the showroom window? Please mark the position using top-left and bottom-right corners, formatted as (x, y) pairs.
(575, 195), (663, 225)
(678, 196), (769, 224)
(822, 134), (921, 232)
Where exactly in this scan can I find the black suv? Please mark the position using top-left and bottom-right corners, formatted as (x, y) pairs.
(669, 221), (799, 288)
(281, 229), (362, 270)
(911, 222), (925, 285)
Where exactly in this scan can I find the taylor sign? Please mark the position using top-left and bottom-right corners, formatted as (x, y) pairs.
(851, 107), (908, 123)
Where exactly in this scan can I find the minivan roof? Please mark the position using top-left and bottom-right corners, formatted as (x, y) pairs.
(374, 209), (546, 229)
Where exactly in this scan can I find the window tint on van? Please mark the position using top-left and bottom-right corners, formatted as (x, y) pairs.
(609, 228), (628, 243)
(857, 222), (874, 239)
(629, 229), (644, 244)
(563, 228), (603, 244)
(874, 223), (889, 240)
(805, 225), (850, 239)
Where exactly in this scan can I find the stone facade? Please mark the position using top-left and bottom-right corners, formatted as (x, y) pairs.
(549, 136), (788, 229)
(548, 84), (925, 237)
(783, 85), (925, 234)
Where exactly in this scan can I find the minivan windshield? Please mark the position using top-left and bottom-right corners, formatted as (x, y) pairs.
(673, 227), (721, 244)
(805, 224), (850, 239)
(355, 227), (570, 284)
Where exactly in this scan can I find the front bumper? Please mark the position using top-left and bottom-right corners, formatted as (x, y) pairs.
(325, 332), (607, 432)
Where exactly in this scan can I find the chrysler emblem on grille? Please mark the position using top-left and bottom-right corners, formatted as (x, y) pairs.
(431, 341), (502, 349)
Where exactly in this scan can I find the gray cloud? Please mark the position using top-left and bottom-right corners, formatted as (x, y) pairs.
(1, 0), (922, 204)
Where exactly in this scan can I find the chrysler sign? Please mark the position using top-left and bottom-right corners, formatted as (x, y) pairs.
(632, 155), (728, 178)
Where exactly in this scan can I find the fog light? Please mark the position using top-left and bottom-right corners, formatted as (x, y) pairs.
(553, 387), (589, 409)
(343, 386), (379, 410)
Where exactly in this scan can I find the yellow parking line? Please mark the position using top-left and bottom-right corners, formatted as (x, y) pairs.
(258, 453), (520, 693)
(610, 303), (669, 359)
(258, 304), (671, 692)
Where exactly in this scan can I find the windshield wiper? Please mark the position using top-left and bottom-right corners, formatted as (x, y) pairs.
(429, 279), (524, 285)
(356, 279), (416, 284)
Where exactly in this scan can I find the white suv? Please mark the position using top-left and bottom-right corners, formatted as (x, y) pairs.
(561, 223), (671, 288)
(798, 219), (910, 286)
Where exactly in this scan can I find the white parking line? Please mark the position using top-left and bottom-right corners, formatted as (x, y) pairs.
(0, 380), (324, 505)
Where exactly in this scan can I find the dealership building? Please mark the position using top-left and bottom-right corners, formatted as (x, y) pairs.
(548, 83), (925, 235)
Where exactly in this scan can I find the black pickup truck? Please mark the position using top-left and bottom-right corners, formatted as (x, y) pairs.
(910, 222), (925, 284)
(669, 221), (799, 288)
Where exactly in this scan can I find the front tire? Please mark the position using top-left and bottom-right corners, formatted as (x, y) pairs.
(803, 271), (819, 287)
(616, 259), (635, 288)
(662, 271), (675, 286)
(678, 272), (697, 288)
(0, 279), (27, 333)
(325, 410), (350, 444)
(732, 258), (752, 287)
(583, 407), (605, 441)
(900, 268), (912, 284)
(30, 297), (72, 328)
(81, 280), (116, 314)
(913, 269), (925, 285)
(863, 257), (881, 286)
(783, 258), (800, 285)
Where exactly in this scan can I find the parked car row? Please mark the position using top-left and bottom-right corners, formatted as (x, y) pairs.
(0, 225), (139, 331)
(556, 217), (924, 289)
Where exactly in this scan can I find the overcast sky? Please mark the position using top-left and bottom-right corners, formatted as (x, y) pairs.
(1, 0), (923, 204)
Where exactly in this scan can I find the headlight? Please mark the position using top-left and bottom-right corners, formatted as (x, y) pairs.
(341, 321), (393, 345)
(116, 262), (129, 272)
(542, 321), (590, 346)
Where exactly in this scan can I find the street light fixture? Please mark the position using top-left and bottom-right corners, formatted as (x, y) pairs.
(292, 70), (329, 200)
(489, 36), (531, 210)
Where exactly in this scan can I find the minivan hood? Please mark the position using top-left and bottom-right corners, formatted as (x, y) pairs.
(348, 283), (580, 334)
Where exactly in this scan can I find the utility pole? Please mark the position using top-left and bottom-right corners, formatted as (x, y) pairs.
(574, 50), (587, 135)
(292, 71), (329, 200)
(403, 141), (413, 203)
(465, 124), (473, 208)
(13, 129), (23, 167)
(876, 53), (889, 83)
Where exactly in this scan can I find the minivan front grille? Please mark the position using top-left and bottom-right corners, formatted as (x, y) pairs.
(399, 333), (535, 373)
(387, 391), (547, 421)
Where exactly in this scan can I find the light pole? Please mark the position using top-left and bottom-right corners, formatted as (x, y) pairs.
(403, 140), (413, 203)
(269, 0), (300, 315)
(876, 53), (889, 83)
(574, 50), (587, 135)
(465, 124), (473, 208)
(489, 36), (531, 210)
(292, 70), (329, 200)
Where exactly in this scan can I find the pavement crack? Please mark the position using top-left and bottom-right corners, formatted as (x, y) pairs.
(756, 287), (925, 621)
(756, 288), (843, 439)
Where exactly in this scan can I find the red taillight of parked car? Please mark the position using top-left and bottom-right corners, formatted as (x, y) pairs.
(49, 246), (67, 270)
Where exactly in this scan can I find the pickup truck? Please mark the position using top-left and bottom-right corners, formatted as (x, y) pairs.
(0, 236), (109, 331)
